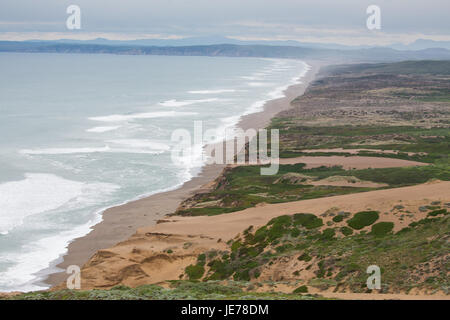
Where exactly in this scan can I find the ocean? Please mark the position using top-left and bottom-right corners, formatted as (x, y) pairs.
(0, 52), (308, 292)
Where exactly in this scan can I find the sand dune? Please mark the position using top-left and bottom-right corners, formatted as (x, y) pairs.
(71, 181), (450, 293)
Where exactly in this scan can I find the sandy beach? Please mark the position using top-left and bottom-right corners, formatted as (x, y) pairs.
(45, 60), (323, 287)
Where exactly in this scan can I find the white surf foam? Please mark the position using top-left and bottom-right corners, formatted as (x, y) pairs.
(216, 60), (311, 138)
(188, 89), (238, 94)
(267, 61), (310, 100)
(86, 126), (121, 133)
(241, 76), (261, 81)
(108, 139), (170, 151)
(268, 85), (290, 100)
(89, 111), (198, 122)
(0, 173), (117, 235)
(159, 98), (219, 107)
(20, 146), (112, 155)
(0, 222), (99, 292)
(0, 177), (119, 291)
(247, 82), (274, 87)
(20, 145), (165, 155)
(244, 100), (267, 115)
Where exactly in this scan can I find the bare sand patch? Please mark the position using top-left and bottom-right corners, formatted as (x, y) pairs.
(277, 156), (427, 169)
(274, 173), (387, 188)
(350, 139), (411, 146)
(309, 175), (387, 188)
(300, 148), (424, 156)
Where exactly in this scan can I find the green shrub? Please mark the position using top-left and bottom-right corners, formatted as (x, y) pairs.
(207, 259), (233, 280)
(409, 217), (440, 227)
(332, 215), (344, 223)
(268, 224), (289, 241)
(185, 264), (205, 280)
(207, 251), (218, 259)
(267, 215), (293, 229)
(298, 253), (312, 262)
(253, 226), (268, 243)
(293, 285), (308, 293)
(320, 228), (336, 240)
(370, 222), (394, 236)
(340, 226), (353, 236)
(233, 269), (251, 281)
(428, 209), (447, 217)
(396, 227), (412, 234)
(275, 244), (294, 253)
(293, 213), (323, 229)
(264, 215), (295, 241)
(347, 211), (379, 230)
(231, 241), (242, 252)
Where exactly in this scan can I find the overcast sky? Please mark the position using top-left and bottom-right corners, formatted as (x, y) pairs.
(1, 0), (449, 45)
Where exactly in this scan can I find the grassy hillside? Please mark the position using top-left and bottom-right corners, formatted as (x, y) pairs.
(182, 207), (449, 294)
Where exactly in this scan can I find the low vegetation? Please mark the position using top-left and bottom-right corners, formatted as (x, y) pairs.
(347, 211), (379, 230)
(370, 222), (394, 236)
(175, 164), (449, 216)
(182, 205), (449, 294)
(6, 281), (326, 300)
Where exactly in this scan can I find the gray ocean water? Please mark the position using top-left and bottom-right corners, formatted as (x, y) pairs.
(0, 52), (308, 291)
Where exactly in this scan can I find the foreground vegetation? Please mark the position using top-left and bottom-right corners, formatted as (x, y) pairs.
(183, 205), (449, 294)
(7, 281), (327, 300)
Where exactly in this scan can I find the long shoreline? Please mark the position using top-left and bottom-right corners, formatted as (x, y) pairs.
(44, 60), (322, 287)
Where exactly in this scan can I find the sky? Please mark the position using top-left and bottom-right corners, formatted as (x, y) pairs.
(0, 0), (449, 45)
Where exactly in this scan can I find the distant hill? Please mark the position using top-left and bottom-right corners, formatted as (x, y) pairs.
(24, 36), (371, 50)
(26, 37), (450, 51)
(391, 39), (450, 51)
(1, 41), (450, 62)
